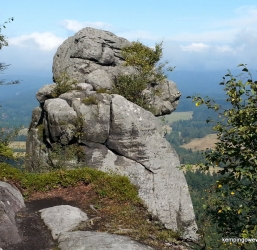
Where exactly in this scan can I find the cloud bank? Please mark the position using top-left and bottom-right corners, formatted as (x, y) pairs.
(3, 5), (257, 75)
(9, 32), (64, 51)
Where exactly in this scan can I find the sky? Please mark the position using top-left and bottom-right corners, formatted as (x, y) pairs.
(1, 0), (257, 77)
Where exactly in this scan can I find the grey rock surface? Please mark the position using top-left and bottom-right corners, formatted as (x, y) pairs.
(52, 27), (181, 116)
(36, 83), (56, 104)
(44, 98), (77, 145)
(58, 231), (155, 250)
(39, 204), (155, 249)
(52, 28), (130, 83)
(26, 93), (197, 240)
(26, 27), (197, 240)
(40, 205), (89, 240)
(0, 181), (25, 247)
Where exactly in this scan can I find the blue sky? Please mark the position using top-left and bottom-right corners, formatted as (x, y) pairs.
(1, 0), (257, 76)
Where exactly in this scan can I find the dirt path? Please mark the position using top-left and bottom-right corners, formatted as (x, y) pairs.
(6, 197), (78, 250)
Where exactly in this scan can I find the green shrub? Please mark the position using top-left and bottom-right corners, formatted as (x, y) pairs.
(113, 41), (174, 111)
(113, 74), (147, 108)
(52, 72), (77, 97)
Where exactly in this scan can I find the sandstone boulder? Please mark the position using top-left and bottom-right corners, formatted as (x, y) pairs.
(0, 181), (25, 247)
(26, 92), (197, 240)
(26, 27), (197, 240)
(52, 27), (181, 116)
(40, 205), (89, 240)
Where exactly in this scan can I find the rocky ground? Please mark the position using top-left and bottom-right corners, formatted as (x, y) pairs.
(5, 183), (191, 250)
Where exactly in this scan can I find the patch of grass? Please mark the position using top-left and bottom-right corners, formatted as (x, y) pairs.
(93, 174), (140, 203)
(0, 163), (23, 181)
(96, 88), (110, 94)
(94, 200), (181, 249)
(0, 163), (140, 203)
(82, 96), (98, 105)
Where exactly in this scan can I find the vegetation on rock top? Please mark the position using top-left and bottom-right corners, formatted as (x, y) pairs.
(113, 41), (174, 110)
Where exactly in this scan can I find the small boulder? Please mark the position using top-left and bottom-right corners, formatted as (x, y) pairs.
(39, 205), (89, 240)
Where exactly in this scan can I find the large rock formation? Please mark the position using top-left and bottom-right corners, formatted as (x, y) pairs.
(26, 27), (197, 240)
(0, 181), (25, 247)
(52, 27), (181, 116)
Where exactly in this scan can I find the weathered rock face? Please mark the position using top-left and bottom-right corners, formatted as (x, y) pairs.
(52, 27), (181, 116)
(26, 27), (197, 240)
(0, 181), (25, 247)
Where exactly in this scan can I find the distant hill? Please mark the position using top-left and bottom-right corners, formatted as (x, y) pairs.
(0, 75), (52, 127)
(1, 69), (254, 127)
(0, 75), (52, 102)
(168, 70), (226, 96)
(169, 68), (257, 97)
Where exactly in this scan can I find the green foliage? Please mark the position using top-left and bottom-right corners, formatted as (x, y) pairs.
(0, 142), (14, 162)
(52, 72), (77, 97)
(121, 41), (173, 82)
(94, 174), (139, 202)
(113, 41), (174, 109)
(0, 18), (19, 85)
(189, 65), (257, 246)
(0, 18), (13, 49)
(0, 18), (20, 164)
(48, 144), (84, 169)
(0, 127), (20, 162)
(113, 74), (148, 108)
(95, 88), (110, 94)
(82, 96), (98, 105)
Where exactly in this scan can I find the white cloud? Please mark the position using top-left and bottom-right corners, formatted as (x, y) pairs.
(180, 43), (210, 52)
(168, 6), (257, 44)
(9, 32), (65, 51)
(163, 29), (257, 71)
(60, 19), (112, 32)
